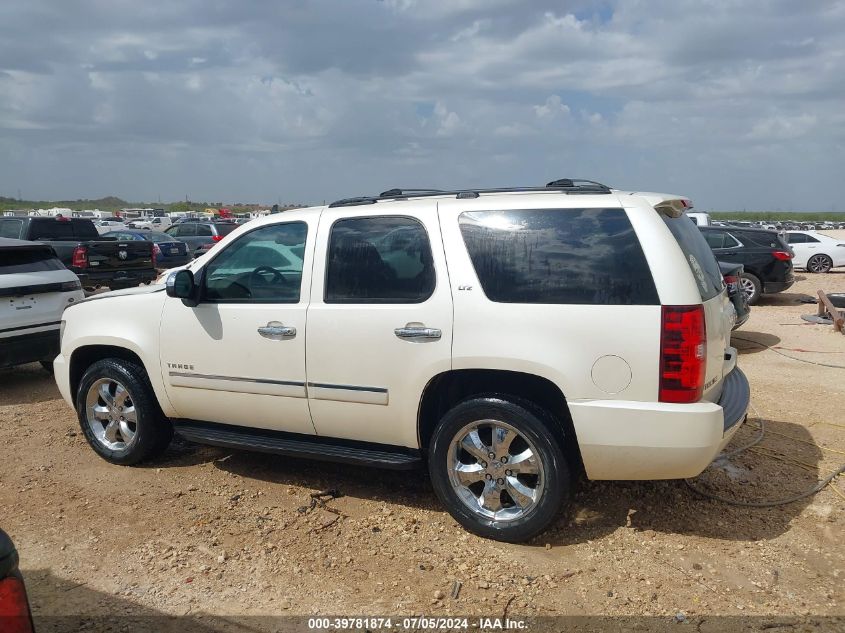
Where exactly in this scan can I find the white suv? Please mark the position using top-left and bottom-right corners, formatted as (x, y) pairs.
(54, 181), (750, 542)
(1, 238), (84, 370)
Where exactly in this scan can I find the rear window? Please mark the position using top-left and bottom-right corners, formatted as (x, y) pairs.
(737, 230), (789, 249)
(29, 219), (75, 240)
(71, 220), (98, 239)
(0, 248), (65, 273)
(662, 216), (723, 301)
(214, 223), (238, 236)
(459, 208), (659, 305)
(149, 232), (176, 242)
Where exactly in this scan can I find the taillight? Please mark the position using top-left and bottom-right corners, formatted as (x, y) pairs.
(772, 250), (792, 261)
(71, 245), (88, 268)
(723, 274), (738, 294)
(659, 305), (706, 404)
(211, 235), (224, 242)
(0, 575), (34, 633)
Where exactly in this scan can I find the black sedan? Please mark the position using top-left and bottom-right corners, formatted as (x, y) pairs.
(101, 230), (191, 270)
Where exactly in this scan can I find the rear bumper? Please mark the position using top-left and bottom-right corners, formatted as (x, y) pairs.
(570, 367), (751, 480)
(763, 278), (794, 294)
(0, 329), (59, 369)
(76, 269), (157, 288)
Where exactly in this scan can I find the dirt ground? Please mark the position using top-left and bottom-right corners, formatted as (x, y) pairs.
(1, 236), (844, 630)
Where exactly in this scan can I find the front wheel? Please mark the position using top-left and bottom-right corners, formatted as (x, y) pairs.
(76, 358), (173, 465)
(807, 254), (833, 274)
(428, 397), (570, 542)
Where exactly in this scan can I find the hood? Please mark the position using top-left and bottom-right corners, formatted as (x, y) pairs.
(70, 283), (165, 306)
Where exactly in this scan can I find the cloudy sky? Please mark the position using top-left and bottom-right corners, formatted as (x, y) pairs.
(1, 0), (843, 210)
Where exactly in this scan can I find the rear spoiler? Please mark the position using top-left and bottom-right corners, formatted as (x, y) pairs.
(654, 198), (694, 218)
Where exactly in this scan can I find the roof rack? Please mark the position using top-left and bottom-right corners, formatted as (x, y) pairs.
(328, 179), (611, 208)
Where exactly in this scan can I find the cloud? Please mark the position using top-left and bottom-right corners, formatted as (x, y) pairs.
(0, 0), (843, 209)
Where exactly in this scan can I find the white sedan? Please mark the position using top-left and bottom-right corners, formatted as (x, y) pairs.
(785, 231), (845, 273)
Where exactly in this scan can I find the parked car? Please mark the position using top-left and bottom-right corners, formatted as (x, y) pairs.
(783, 231), (845, 273)
(93, 218), (126, 234)
(101, 230), (191, 270)
(1, 238), (85, 370)
(164, 221), (239, 257)
(54, 181), (749, 543)
(127, 216), (173, 231)
(686, 211), (711, 227)
(718, 261), (750, 330)
(699, 226), (794, 305)
(0, 216), (156, 291)
(0, 529), (35, 633)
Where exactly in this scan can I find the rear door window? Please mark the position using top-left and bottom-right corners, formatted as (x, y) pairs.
(662, 216), (723, 301)
(196, 224), (213, 237)
(325, 216), (435, 303)
(459, 208), (659, 305)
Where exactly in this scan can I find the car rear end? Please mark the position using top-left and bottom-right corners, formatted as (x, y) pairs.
(0, 239), (84, 369)
(75, 236), (156, 290)
(718, 261), (750, 330)
(0, 530), (35, 633)
(148, 232), (191, 269)
(557, 195), (750, 480)
(738, 230), (795, 293)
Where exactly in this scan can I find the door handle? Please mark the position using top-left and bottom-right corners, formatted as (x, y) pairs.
(258, 322), (296, 340)
(394, 326), (441, 340)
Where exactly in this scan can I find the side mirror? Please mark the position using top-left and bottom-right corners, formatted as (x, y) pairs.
(166, 269), (199, 306)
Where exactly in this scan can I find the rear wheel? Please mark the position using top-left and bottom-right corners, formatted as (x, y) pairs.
(807, 254), (833, 274)
(76, 358), (172, 465)
(740, 272), (762, 305)
(428, 397), (570, 542)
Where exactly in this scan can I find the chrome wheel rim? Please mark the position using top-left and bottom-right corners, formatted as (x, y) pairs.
(808, 255), (829, 273)
(85, 378), (138, 451)
(740, 277), (756, 301)
(447, 419), (545, 523)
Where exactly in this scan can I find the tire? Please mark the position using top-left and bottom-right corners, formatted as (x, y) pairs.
(76, 358), (173, 465)
(428, 397), (571, 543)
(807, 254), (833, 274)
(740, 272), (762, 305)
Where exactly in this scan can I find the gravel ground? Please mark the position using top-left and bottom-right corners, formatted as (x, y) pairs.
(1, 248), (844, 629)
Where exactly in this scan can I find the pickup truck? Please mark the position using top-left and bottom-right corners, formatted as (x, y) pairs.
(0, 216), (156, 291)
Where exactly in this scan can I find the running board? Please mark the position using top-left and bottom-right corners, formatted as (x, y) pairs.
(173, 420), (422, 470)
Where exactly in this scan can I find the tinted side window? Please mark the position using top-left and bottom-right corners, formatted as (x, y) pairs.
(204, 222), (307, 303)
(736, 231), (781, 248)
(703, 231), (727, 249)
(786, 233), (806, 244)
(0, 219), (24, 239)
(663, 215), (723, 301)
(325, 216), (435, 303)
(804, 234), (820, 243)
(196, 224), (213, 237)
(460, 208), (659, 305)
(178, 224), (197, 237)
